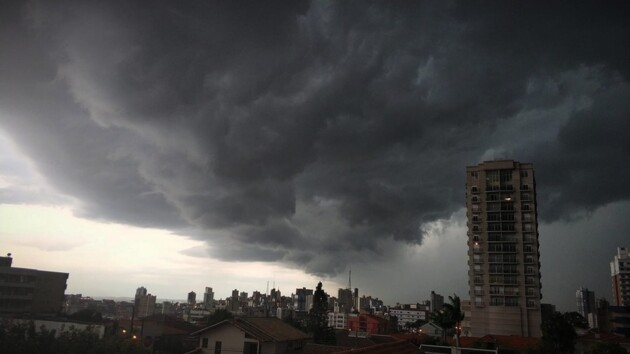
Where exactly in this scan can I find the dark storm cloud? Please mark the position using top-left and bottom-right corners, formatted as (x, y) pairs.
(1, 1), (629, 276)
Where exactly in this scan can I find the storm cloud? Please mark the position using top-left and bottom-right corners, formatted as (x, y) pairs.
(1, 1), (629, 278)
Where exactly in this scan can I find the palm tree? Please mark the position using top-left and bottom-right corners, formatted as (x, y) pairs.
(431, 294), (465, 346)
(442, 295), (465, 347)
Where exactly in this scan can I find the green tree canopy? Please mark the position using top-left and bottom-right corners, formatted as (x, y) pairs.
(541, 311), (577, 354)
(204, 308), (233, 326)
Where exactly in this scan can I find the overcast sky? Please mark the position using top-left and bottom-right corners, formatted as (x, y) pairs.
(1, 1), (629, 311)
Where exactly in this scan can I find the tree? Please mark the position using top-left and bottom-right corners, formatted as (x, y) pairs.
(204, 309), (233, 326)
(563, 311), (589, 330)
(0, 321), (150, 354)
(308, 282), (335, 345)
(431, 294), (465, 345)
(541, 311), (577, 354)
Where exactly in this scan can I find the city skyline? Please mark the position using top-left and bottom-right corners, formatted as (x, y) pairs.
(1, 2), (630, 312)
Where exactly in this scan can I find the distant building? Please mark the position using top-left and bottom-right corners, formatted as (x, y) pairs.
(610, 247), (630, 306)
(328, 312), (349, 329)
(466, 160), (542, 337)
(338, 288), (353, 313)
(136, 286), (147, 297)
(576, 287), (596, 319)
(389, 307), (428, 328)
(230, 289), (240, 312)
(294, 287), (313, 313)
(0, 255), (68, 315)
(420, 321), (444, 338)
(203, 287), (214, 309)
(348, 313), (388, 335)
(134, 292), (156, 318)
(430, 291), (444, 313)
(188, 291), (197, 305)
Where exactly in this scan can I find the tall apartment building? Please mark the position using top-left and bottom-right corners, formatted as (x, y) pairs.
(576, 287), (596, 318)
(203, 287), (214, 309)
(187, 291), (196, 305)
(0, 255), (68, 314)
(430, 291), (444, 313)
(610, 247), (630, 306)
(466, 160), (542, 337)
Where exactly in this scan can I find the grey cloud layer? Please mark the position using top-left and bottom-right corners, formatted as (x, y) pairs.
(1, 1), (629, 275)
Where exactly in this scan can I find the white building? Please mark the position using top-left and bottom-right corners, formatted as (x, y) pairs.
(389, 308), (428, 327)
(327, 312), (349, 329)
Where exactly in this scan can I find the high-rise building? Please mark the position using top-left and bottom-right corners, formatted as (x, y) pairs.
(576, 287), (596, 318)
(136, 286), (147, 297)
(466, 160), (542, 337)
(430, 291), (444, 313)
(295, 287), (313, 312)
(337, 288), (353, 313)
(135, 293), (156, 318)
(188, 291), (196, 305)
(610, 247), (630, 306)
(133, 286), (156, 318)
(203, 287), (214, 309)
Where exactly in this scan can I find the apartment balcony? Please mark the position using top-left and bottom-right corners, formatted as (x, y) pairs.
(474, 290), (484, 296)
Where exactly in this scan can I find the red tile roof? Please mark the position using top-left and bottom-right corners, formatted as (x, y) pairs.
(191, 317), (308, 343)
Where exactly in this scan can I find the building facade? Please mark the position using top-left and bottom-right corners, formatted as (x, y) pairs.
(430, 291), (444, 313)
(0, 256), (68, 314)
(188, 291), (197, 305)
(203, 287), (214, 309)
(466, 160), (542, 337)
(610, 247), (630, 306)
(576, 287), (596, 319)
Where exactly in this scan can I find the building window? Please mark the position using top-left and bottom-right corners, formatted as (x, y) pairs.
(490, 297), (504, 306)
(505, 298), (519, 307)
(520, 171), (528, 178)
(521, 184), (529, 190)
(202, 338), (209, 348)
(472, 196), (479, 203)
(215, 341), (222, 354)
(471, 186), (478, 193)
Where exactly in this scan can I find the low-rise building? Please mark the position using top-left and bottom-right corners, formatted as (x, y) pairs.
(348, 314), (389, 335)
(0, 255), (68, 315)
(190, 317), (308, 354)
(328, 312), (348, 330)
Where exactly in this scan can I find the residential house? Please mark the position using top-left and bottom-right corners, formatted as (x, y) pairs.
(189, 317), (308, 354)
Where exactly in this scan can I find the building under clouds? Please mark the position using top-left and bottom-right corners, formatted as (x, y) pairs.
(466, 160), (542, 337)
